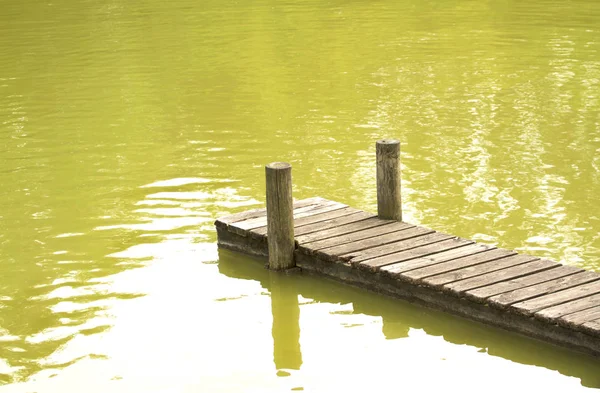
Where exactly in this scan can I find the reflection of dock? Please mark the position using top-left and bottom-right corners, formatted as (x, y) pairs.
(216, 197), (600, 359)
(270, 272), (302, 371)
(218, 249), (600, 387)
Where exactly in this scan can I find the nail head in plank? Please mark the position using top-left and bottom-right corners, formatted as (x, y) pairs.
(465, 264), (583, 303)
(511, 279), (600, 316)
(381, 243), (493, 278)
(489, 271), (600, 311)
(447, 259), (560, 295)
(356, 237), (473, 272)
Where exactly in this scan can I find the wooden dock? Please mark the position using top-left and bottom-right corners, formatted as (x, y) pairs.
(216, 197), (600, 356)
(215, 140), (600, 357)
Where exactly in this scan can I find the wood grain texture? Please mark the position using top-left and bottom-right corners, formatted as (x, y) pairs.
(341, 229), (447, 263)
(560, 306), (600, 326)
(381, 243), (493, 278)
(581, 319), (600, 337)
(290, 206), (361, 228)
(465, 264), (582, 303)
(251, 206), (363, 236)
(376, 139), (402, 221)
(293, 211), (375, 237)
(218, 197), (324, 225)
(355, 237), (472, 271)
(231, 202), (330, 233)
(511, 280), (600, 316)
(300, 221), (413, 254)
(265, 162), (295, 270)
(488, 271), (600, 310)
(538, 295), (600, 323)
(232, 200), (346, 233)
(446, 259), (560, 294)
(314, 226), (435, 261)
(424, 254), (537, 290)
(399, 248), (516, 284)
(296, 215), (398, 244)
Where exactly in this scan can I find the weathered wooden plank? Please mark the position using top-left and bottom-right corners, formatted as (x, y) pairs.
(289, 206), (360, 228)
(293, 211), (376, 237)
(538, 296), (600, 324)
(380, 243), (493, 277)
(289, 201), (348, 217)
(465, 264), (582, 303)
(561, 305), (600, 326)
(340, 232), (453, 264)
(424, 254), (537, 290)
(295, 215), (397, 244)
(356, 237), (473, 271)
(218, 197), (324, 225)
(399, 248), (516, 284)
(581, 319), (600, 337)
(231, 200), (347, 233)
(446, 259), (560, 295)
(229, 200), (334, 232)
(313, 226), (439, 262)
(340, 230), (450, 263)
(511, 279), (600, 316)
(216, 206), (266, 227)
(488, 271), (600, 310)
(251, 206), (363, 237)
(300, 221), (415, 255)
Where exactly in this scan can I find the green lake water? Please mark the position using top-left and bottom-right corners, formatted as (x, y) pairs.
(2, 0), (600, 391)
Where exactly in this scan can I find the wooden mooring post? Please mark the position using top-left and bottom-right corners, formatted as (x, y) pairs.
(376, 139), (402, 221)
(266, 162), (295, 270)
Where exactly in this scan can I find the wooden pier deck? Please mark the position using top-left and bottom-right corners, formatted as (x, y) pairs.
(216, 196), (600, 357)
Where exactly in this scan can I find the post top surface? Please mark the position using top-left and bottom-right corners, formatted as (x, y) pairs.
(376, 139), (400, 145)
(266, 162), (292, 169)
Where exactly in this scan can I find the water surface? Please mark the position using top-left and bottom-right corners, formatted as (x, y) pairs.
(1, 0), (600, 391)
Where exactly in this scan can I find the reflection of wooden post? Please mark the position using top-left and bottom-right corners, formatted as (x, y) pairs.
(270, 272), (302, 370)
(265, 162), (295, 270)
(376, 139), (402, 221)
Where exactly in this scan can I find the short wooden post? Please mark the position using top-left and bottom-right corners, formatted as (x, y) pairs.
(376, 139), (402, 221)
(266, 162), (295, 270)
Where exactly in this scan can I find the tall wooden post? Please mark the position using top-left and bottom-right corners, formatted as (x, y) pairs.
(266, 162), (295, 270)
(376, 139), (402, 221)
